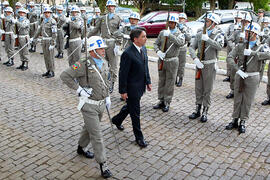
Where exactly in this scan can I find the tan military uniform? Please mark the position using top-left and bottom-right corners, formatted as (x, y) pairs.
(33, 17), (57, 72)
(87, 14), (121, 83)
(16, 17), (30, 63)
(227, 42), (270, 121)
(54, 13), (66, 55)
(2, 16), (15, 59)
(60, 57), (110, 164)
(154, 29), (185, 105)
(189, 27), (224, 108)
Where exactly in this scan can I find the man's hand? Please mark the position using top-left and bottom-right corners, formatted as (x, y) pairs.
(194, 58), (204, 69)
(121, 93), (128, 101)
(147, 84), (152, 91)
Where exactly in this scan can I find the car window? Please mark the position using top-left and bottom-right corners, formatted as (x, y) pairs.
(151, 13), (168, 23)
(140, 12), (156, 22)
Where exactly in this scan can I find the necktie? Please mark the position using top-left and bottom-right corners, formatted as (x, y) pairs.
(140, 49), (144, 62)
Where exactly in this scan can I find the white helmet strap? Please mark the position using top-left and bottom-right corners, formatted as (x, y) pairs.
(93, 49), (105, 61)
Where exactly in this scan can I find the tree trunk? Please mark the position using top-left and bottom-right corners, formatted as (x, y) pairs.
(228, 0), (235, 9)
(209, 0), (215, 11)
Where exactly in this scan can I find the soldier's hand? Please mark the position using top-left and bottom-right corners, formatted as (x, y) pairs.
(147, 84), (152, 91)
(49, 45), (55, 51)
(244, 48), (252, 56)
(105, 96), (111, 110)
(236, 70), (248, 79)
(121, 93), (128, 101)
(194, 58), (204, 69)
(201, 34), (209, 41)
(157, 50), (165, 60)
(114, 45), (120, 56)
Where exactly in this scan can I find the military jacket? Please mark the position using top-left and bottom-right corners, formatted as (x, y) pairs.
(69, 16), (83, 39)
(16, 17), (30, 35)
(54, 13), (66, 30)
(34, 17), (57, 45)
(189, 27), (224, 61)
(178, 23), (192, 50)
(154, 28), (185, 58)
(2, 16), (15, 33)
(60, 57), (110, 101)
(28, 8), (38, 23)
(227, 41), (270, 72)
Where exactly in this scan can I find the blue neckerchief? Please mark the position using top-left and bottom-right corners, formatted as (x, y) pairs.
(130, 25), (136, 30)
(93, 58), (103, 70)
(57, 12), (61, 16)
(170, 28), (177, 34)
(29, 8), (33, 12)
(207, 29), (213, 36)
(179, 23), (184, 29)
(249, 40), (257, 49)
(108, 13), (114, 19)
(71, 16), (75, 21)
(44, 17), (51, 23)
(6, 15), (11, 19)
(19, 17), (25, 22)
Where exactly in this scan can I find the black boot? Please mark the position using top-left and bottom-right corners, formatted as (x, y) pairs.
(176, 77), (183, 87)
(189, 104), (201, 119)
(162, 102), (170, 112)
(225, 118), (239, 130)
(3, 60), (9, 65)
(109, 82), (114, 94)
(77, 145), (94, 159)
(223, 76), (230, 82)
(16, 61), (25, 69)
(238, 120), (246, 134)
(58, 53), (63, 59)
(100, 162), (112, 178)
(226, 91), (234, 99)
(21, 62), (28, 71)
(29, 45), (35, 52)
(42, 71), (50, 77)
(55, 52), (60, 58)
(46, 71), (55, 78)
(153, 101), (165, 109)
(262, 97), (270, 106)
(200, 106), (208, 123)
(6, 58), (14, 66)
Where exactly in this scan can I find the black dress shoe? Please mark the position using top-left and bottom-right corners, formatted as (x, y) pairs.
(200, 106), (208, 123)
(225, 118), (239, 130)
(223, 77), (230, 82)
(189, 104), (201, 119)
(153, 101), (165, 109)
(77, 145), (94, 159)
(100, 162), (112, 178)
(58, 53), (63, 59)
(176, 78), (183, 87)
(112, 117), (124, 131)
(262, 99), (270, 106)
(16, 63), (24, 69)
(3, 60), (9, 65)
(238, 120), (245, 134)
(226, 92), (234, 99)
(42, 71), (49, 77)
(136, 139), (148, 148)
(46, 71), (55, 78)
(21, 62), (28, 71)
(6, 59), (14, 66)
(162, 105), (169, 112)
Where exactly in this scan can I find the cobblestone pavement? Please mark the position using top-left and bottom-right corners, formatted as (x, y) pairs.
(1, 41), (270, 180)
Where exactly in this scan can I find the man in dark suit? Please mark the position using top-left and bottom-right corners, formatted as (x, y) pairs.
(112, 27), (152, 148)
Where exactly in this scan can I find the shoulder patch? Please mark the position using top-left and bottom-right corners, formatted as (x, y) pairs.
(72, 62), (81, 70)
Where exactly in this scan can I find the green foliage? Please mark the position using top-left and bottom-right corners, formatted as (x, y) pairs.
(120, 4), (140, 12)
(96, 0), (107, 13)
(251, 0), (269, 11)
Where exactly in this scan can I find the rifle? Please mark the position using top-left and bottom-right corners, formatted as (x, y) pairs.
(1, 6), (5, 41)
(195, 12), (208, 80)
(158, 10), (170, 71)
(240, 13), (247, 43)
(260, 14), (265, 42)
(64, 0), (70, 49)
(239, 19), (253, 92)
(15, 22), (19, 47)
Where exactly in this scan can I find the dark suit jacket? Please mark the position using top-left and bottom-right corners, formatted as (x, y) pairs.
(119, 44), (151, 98)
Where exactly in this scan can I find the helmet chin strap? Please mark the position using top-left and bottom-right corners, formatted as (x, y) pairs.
(93, 49), (105, 60)
(207, 22), (215, 31)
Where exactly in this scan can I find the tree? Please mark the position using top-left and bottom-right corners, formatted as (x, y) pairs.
(132, 0), (148, 16)
(186, 0), (205, 17)
(96, 0), (107, 13)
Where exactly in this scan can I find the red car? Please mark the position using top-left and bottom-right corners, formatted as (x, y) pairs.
(138, 11), (180, 36)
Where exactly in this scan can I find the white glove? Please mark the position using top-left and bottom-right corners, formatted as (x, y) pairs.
(114, 45), (120, 56)
(163, 29), (170, 37)
(194, 58), (204, 69)
(157, 50), (166, 60)
(123, 34), (130, 39)
(244, 48), (252, 56)
(77, 86), (92, 97)
(234, 25), (239, 30)
(53, 14), (58, 19)
(236, 70), (248, 79)
(259, 31), (264, 36)
(0, 29), (4, 34)
(29, 38), (34, 43)
(49, 45), (55, 51)
(201, 34), (209, 41)
(239, 32), (245, 39)
(105, 96), (111, 110)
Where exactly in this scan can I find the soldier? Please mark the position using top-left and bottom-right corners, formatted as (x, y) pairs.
(175, 12), (192, 87)
(2, 7), (16, 66)
(225, 12), (245, 99)
(2, 1), (9, 9)
(257, 9), (265, 24)
(67, 5), (83, 66)
(14, 2), (22, 19)
(15, 8), (30, 71)
(188, 13), (224, 122)
(225, 23), (270, 134)
(28, 1), (38, 53)
(153, 14), (185, 112)
(223, 12), (243, 83)
(91, 8), (101, 27)
(60, 36), (113, 179)
(80, 6), (89, 53)
(31, 7), (57, 78)
(87, 0), (122, 93)
(54, 5), (66, 59)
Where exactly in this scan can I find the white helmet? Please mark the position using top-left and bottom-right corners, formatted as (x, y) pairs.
(168, 14), (179, 23)
(28, 1), (35, 6)
(3, 1), (9, 6)
(262, 17), (270, 23)
(56, 5), (64, 11)
(43, 7), (52, 13)
(4, 6), (13, 13)
(245, 22), (260, 34)
(15, 2), (22, 7)
(94, 8), (101, 13)
(106, 0), (117, 6)
(129, 12), (140, 20)
(207, 13), (221, 24)
(243, 13), (252, 22)
(88, 36), (107, 51)
(18, 8), (28, 14)
(71, 5), (80, 12)
(179, 13), (187, 20)
(80, 7), (86, 11)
